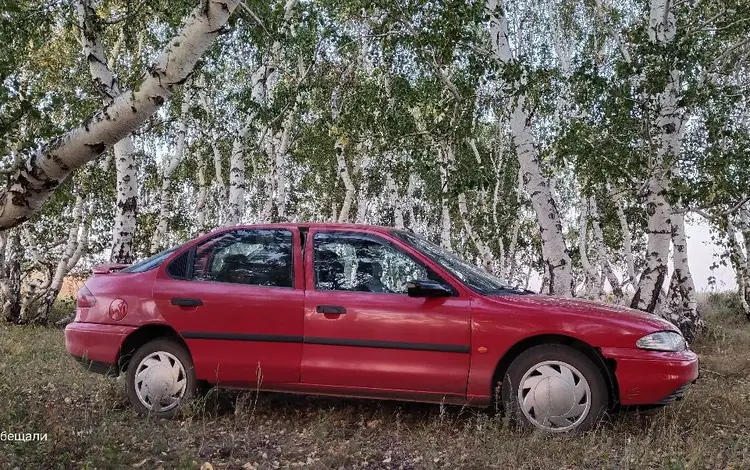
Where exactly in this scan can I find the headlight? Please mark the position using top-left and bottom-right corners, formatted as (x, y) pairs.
(636, 331), (686, 352)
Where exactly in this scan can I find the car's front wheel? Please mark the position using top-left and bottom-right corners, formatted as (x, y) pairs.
(126, 338), (196, 418)
(501, 344), (608, 432)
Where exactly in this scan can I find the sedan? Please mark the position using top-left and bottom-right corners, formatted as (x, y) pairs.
(65, 223), (699, 432)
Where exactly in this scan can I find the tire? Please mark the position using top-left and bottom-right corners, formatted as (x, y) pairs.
(126, 338), (196, 419)
(500, 344), (608, 433)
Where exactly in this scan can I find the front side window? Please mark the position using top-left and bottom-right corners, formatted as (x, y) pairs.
(313, 232), (438, 294)
(392, 230), (533, 295)
(188, 229), (294, 287)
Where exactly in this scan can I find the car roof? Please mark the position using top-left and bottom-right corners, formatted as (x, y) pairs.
(217, 222), (400, 234)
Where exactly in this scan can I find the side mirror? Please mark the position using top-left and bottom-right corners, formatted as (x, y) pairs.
(407, 279), (452, 298)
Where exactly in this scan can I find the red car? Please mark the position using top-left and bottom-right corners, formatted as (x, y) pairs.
(65, 223), (698, 432)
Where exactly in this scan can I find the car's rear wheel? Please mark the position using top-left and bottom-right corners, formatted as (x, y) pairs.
(126, 338), (196, 418)
(501, 344), (608, 432)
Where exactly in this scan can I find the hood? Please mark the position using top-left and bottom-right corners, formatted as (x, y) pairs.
(489, 294), (680, 333)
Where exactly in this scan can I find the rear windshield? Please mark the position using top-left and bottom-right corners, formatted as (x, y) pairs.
(120, 246), (181, 273)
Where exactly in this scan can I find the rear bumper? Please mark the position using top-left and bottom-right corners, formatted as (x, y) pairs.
(601, 347), (699, 406)
(64, 322), (137, 376)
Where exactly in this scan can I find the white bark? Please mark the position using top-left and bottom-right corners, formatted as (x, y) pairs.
(727, 215), (750, 319)
(578, 202), (601, 299)
(275, 114), (292, 222)
(211, 131), (227, 192)
(632, 0), (682, 316)
(667, 211), (700, 338)
(335, 139), (355, 224)
(0, 0), (240, 230)
(486, 0), (573, 296)
(439, 144), (453, 251)
(111, 139), (137, 263)
(38, 194), (86, 321)
(227, 124), (249, 226)
(77, 0), (138, 264)
(355, 153), (370, 224)
(406, 174), (417, 230)
(458, 192), (493, 271)
(0, 230), (21, 323)
(612, 185), (637, 287)
(195, 151), (207, 236)
(151, 88), (192, 253)
(589, 197), (623, 300)
(386, 174), (404, 229)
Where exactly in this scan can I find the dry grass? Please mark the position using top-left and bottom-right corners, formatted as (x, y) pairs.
(1, 293), (749, 469)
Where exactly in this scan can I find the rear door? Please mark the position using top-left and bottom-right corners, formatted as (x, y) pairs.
(301, 229), (472, 397)
(153, 227), (304, 387)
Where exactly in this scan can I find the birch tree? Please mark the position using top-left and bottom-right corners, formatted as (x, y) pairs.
(0, 0), (241, 230)
(485, 0), (574, 296)
(77, 0), (138, 263)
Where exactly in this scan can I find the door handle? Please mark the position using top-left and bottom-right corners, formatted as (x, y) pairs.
(171, 297), (204, 307)
(316, 305), (346, 315)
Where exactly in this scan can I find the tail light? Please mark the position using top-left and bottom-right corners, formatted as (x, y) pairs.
(76, 285), (96, 308)
(74, 285), (96, 322)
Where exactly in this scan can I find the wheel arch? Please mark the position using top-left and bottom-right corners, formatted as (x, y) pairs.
(491, 334), (619, 409)
(117, 323), (190, 373)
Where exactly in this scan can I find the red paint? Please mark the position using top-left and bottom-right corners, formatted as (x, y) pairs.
(109, 298), (128, 321)
(65, 223), (699, 409)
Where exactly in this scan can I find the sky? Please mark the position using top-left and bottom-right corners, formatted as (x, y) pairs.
(686, 218), (735, 292)
(524, 218), (737, 293)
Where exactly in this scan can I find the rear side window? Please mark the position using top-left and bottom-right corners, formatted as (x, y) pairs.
(121, 246), (180, 273)
(189, 229), (294, 288)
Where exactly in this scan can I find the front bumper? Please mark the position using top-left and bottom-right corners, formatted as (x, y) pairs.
(601, 347), (699, 406)
(64, 321), (137, 376)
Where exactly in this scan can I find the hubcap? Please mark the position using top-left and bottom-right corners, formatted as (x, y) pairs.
(134, 351), (187, 412)
(518, 360), (591, 431)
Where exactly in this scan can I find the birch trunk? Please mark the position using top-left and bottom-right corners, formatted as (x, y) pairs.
(578, 202), (601, 299)
(36, 195), (86, 323)
(612, 185), (637, 288)
(275, 115), (292, 222)
(486, 0), (573, 296)
(195, 151), (207, 236)
(458, 192), (493, 271)
(439, 144), (453, 251)
(589, 197), (624, 300)
(335, 139), (355, 224)
(77, 0), (137, 263)
(1, 230), (22, 323)
(727, 215), (750, 319)
(211, 132), (227, 192)
(355, 155), (369, 224)
(111, 139), (137, 263)
(631, 0), (682, 317)
(386, 174), (404, 229)
(150, 88), (192, 253)
(0, 0), (240, 230)
(227, 125), (249, 225)
(667, 211), (701, 340)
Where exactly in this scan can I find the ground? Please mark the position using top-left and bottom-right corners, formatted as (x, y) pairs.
(1, 294), (749, 469)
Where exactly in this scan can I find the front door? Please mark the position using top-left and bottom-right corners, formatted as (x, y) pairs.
(154, 227), (304, 387)
(301, 229), (472, 398)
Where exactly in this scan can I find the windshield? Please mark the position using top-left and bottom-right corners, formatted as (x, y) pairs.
(119, 245), (181, 273)
(392, 230), (533, 295)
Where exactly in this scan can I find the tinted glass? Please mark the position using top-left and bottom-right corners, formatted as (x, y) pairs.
(191, 230), (293, 287)
(120, 245), (180, 273)
(313, 232), (434, 294)
(392, 230), (532, 295)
